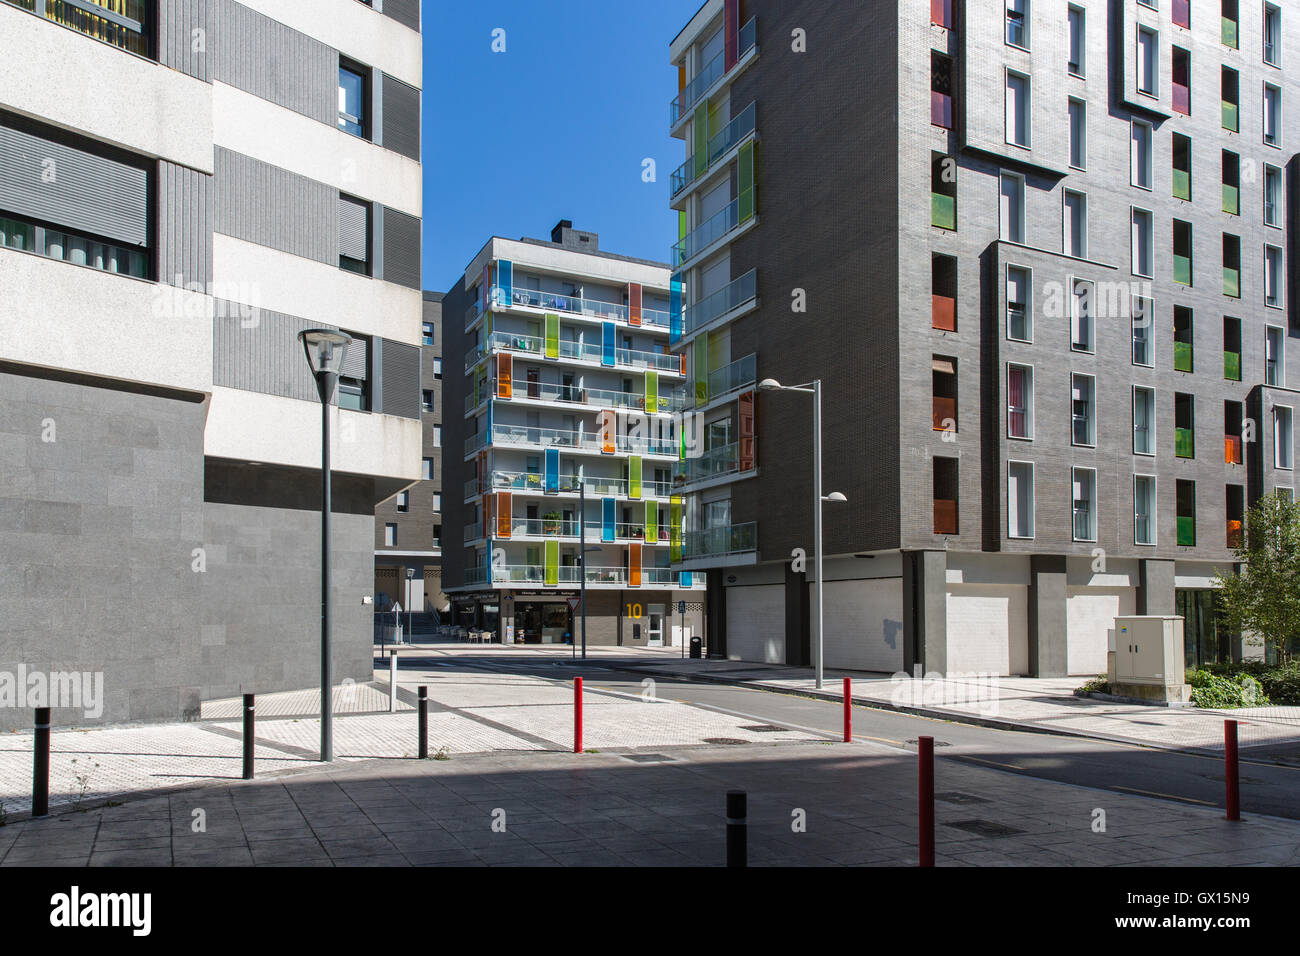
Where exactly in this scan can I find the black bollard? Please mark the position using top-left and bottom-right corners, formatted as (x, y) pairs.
(418, 686), (429, 759)
(242, 694), (255, 780)
(33, 707), (50, 817)
(726, 790), (747, 867)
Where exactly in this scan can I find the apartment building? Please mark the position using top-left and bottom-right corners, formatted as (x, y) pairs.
(0, 0), (423, 730)
(374, 291), (447, 618)
(441, 221), (706, 647)
(667, 0), (1297, 675)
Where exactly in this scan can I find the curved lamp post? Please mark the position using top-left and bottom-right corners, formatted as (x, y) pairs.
(757, 378), (847, 689)
(299, 328), (352, 762)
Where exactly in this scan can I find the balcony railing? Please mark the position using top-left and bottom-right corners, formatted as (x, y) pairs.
(1173, 0), (1190, 28)
(503, 379), (689, 414)
(680, 270), (757, 340)
(672, 191), (754, 268)
(466, 331), (682, 375)
(464, 566), (488, 587)
(1173, 254), (1192, 286)
(1173, 83), (1190, 116)
(673, 442), (745, 487)
(682, 522), (757, 560)
(671, 102), (757, 198)
(669, 16), (757, 127)
(476, 424), (678, 458)
(464, 522), (484, 543)
(1222, 18), (1238, 49)
(484, 470), (672, 499)
(932, 396), (957, 431)
(491, 565), (631, 587)
(1227, 519), (1244, 549)
(931, 91), (952, 129)
(6, 0), (151, 56)
(501, 287), (670, 330)
(707, 352), (757, 400)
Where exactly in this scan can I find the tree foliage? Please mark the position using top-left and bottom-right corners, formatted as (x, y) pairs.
(1214, 493), (1300, 665)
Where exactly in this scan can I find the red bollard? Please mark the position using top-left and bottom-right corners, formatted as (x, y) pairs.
(843, 677), (852, 742)
(918, 735), (935, 867)
(574, 677), (583, 754)
(1225, 719), (1240, 821)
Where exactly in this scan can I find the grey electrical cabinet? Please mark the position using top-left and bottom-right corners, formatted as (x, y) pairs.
(1108, 616), (1189, 703)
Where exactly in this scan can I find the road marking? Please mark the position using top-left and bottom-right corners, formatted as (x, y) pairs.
(1110, 786), (1218, 807)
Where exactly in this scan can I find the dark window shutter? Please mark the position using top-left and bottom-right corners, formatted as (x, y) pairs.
(381, 206), (421, 289)
(338, 195), (370, 262)
(381, 74), (421, 161)
(381, 0), (421, 31)
(380, 339), (421, 419)
(340, 334), (368, 380)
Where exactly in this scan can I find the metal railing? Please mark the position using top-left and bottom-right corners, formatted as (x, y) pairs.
(673, 441), (744, 487)
(672, 191), (754, 268)
(707, 353), (757, 399)
(484, 471), (673, 499)
(682, 271), (758, 338)
(682, 522), (757, 559)
(475, 424), (679, 457)
(670, 17), (757, 126)
(466, 331), (681, 375)
(671, 102), (757, 197)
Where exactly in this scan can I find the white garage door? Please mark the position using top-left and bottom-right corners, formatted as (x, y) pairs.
(946, 584), (1028, 676)
(1066, 587), (1136, 676)
(726, 584), (785, 663)
(820, 578), (904, 673)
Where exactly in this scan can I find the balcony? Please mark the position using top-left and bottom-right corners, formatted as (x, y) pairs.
(1225, 434), (1243, 465)
(500, 379), (689, 414)
(671, 102), (756, 199)
(707, 353), (757, 402)
(1223, 184), (1239, 215)
(502, 286), (670, 330)
(463, 522), (484, 543)
(1222, 101), (1238, 132)
(1174, 341), (1193, 373)
(5, 0), (152, 56)
(465, 331), (683, 376)
(1224, 350), (1241, 381)
(679, 270), (757, 339)
(464, 566), (488, 587)
(673, 441), (747, 488)
(932, 294), (956, 332)
(1223, 267), (1240, 298)
(933, 499), (959, 535)
(473, 423), (679, 458)
(1177, 516), (1196, 547)
(484, 470), (672, 500)
(931, 192), (955, 231)
(1175, 427), (1195, 459)
(682, 522), (757, 560)
(490, 565), (633, 588)
(669, 16), (757, 127)
(672, 192), (755, 268)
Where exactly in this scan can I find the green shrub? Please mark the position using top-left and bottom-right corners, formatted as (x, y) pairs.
(1076, 676), (1109, 695)
(1187, 670), (1269, 709)
(1257, 664), (1300, 705)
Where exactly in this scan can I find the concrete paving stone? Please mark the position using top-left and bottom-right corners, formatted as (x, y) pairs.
(93, 833), (172, 851)
(173, 847), (256, 866)
(471, 844), (561, 866)
(88, 848), (173, 866)
(320, 835), (399, 860)
(247, 837), (329, 866)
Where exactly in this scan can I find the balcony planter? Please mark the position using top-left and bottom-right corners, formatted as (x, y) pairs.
(542, 512), (563, 536)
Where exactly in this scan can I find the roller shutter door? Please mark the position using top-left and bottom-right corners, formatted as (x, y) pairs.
(821, 578), (904, 673)
(725, 584), (784, 663)
(945, 584), (1028, 676)
(1066, 587), (1136, 676)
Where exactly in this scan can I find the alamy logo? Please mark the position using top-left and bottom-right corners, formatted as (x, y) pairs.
(49, 886), (151, 936)
(0, 666), (104, 719)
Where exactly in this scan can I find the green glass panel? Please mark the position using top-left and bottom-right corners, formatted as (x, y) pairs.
(1222, 184), (1239, 215)
(629, 456), (642, 500)
(1224, 351), (1241, 381)
(545, 313), (559, 359)
(694, 336), (708, 406)
(1222, 18), (1238, 49)
(669, 499), (683, 562)
(1176, 427), (1195, 459)
(1174, 341), (1194, 373)
(544, 539), (559, 587)
(1177, 515), (1196, 547)
(693, 104), (708, 179)
(1223, 267), (1239, 299)
(645, 370), (658, 412)
(1173, 169), (1191, 201)
(645, 501), (658, 541)
(1173, 255), (1192, 286)
(1222, 101), (1238, 132)
(931, 193), (956, 230)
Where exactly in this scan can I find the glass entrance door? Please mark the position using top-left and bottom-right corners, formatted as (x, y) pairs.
(647, 604), (665, 646)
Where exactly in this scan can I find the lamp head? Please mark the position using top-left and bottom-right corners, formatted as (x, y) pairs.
(824, 492), (848, 503)
(757, 378), (783, 391)
(298, 328), (352, 376)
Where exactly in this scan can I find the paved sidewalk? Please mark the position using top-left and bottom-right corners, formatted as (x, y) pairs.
(2, 739), (1298, 867)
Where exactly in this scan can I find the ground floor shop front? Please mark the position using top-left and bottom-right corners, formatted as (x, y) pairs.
(450, 589), (706, 649)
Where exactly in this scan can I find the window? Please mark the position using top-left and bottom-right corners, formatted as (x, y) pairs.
(1134, 475), (1156, 546)
(932, 254), (957, 331)
(1006, 71), (1031, 147)
(422, 322), (435, 345)
(1068, 6), (1085, 76)
(1007, 266), (1031, 341)
(1175, 392), (1196, 458)
(433, 425), (442, 447)
(1263, 83), (1282, 147)
(0, 213), (149, 279)
(1173, 219), (1193, 286)
(1134, 386), (1156, 455)
(1221, 0), (1237, 49)
(1174, 305), (1194, 372)
(1264, 164), (1283, 227)
(1264, 3), (1281, 67)
(932, 356), (958, 433)
(2, 0), (152, 56)
(1132, 208), (1154, 277)
(1265, 245), (1283, 308)
(1000, 173), (1026, 244)
(384, 523), (397, 547)
(1068, 99), (1086, 169)
(1173, 0), (1190, 28)
(433, 357), (443, 379)
(1224, 317), (1242, 381)
(396, 491), (409, 513)
(931, 152), (957, 230)
(1064, 191), (1087, 258)
(422, 390), (435, 412)
(1137, 27), (1159, 96)
(433, 525), (442, 548)
(1222, 150), (1240, 215)
(1072, 467), (1097, 542)
(338, 194), (371, 275)
(1227, 484), (1245, 548)
(1132, 295), (1154, 366)
(1008, 364), (1034, 439)
(338, 62), (368, 138)
(1222, 66), (1240, 131)
(1172, 47), (1190, 115)
(1266, 326), (1284, 385)
(432, 493), (442, 512)
(335, 332), (370, 410)
(1071, 278), (1094, 352)
(1008, 462), (1035, 538)
(931, 0), (953, 29)
(933, 457), (959, 535)
(1176, 480), (1196, 546)
(931, 52), (954, 129)
(1006, 0), (1030, 49)
(1277, 406), (1295, 469)
(1223, 234), (1241, 298)
(1072, 374), (1096, 446)
(421, 458), (433, 480)
(1172, 133), (1192, 201)
(1226, 400), (1245, 463)
(1131, 121), (1153, 189)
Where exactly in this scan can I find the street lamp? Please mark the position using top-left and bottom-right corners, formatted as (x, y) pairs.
(757, 378), (847, 689)
(299, 328), (352, 762)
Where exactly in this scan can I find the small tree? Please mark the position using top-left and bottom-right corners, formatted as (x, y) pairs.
(1214, 492), (1300, 665)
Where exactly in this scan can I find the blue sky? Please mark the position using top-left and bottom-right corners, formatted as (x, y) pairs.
(420, 0), (704, 292)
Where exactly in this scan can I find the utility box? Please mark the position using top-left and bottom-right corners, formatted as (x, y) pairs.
(1107, 616), (1189, 704)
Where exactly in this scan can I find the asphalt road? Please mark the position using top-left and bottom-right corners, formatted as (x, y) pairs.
(405, 652), (1300, 822)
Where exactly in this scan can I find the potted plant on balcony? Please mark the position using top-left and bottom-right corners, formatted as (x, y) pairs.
(542, 511), (563, 536)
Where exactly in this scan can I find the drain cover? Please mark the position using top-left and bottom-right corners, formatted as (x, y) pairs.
(739, 724), (787, 733)
(703, 737), (747, 745)
(946, 819), (1025, 837)
(936, 791), (991, 805)
(622, 753), (675, 763)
